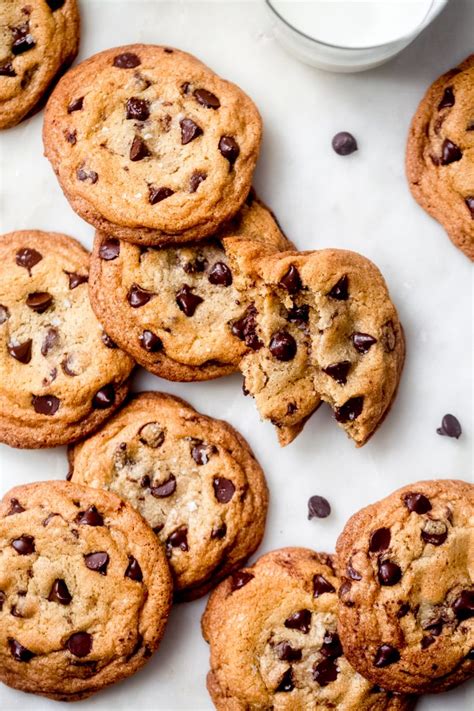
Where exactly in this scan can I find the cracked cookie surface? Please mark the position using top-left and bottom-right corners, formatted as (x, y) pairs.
(0, 0), (79, 129)
(0, 230), (134, 448)
(43, 44), (262, 245)
(68, 392), (268, 600)
(336, 479), (474, 694)
(406, 54), (474, 260)
(89, 194), (291, 381)
(202, 547), (415, 710)
(0, 480), (172, 701)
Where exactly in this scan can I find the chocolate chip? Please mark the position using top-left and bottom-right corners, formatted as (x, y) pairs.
(130, 135), (151, 161)
(180, 118), (203, 145)
(67, 632), (92, 658)
(334, 396), (364, 423)
(465, 196), (474, 218)
(436, 413), (462, 439)
(140, 475), (150, 489)
(166, 527), (188, 553)
(374, 644), (400, 667)
(183, 256), (207, 274)
(65, 130), (77, 145)
(176, 284), (203, 316)
(284, 609), (311, 634)
(65, 271), (88, 289)
(8, 340), (32, 364)
(403, 492), (432, 514)
(151, 475), (176, 498)
(84, 552), (109, 575)
(208, 262), (232, 286)
(76, 506), (104, 526)
(67, 96), (84, 113)
(189, 171), (207, 192)
(139, 329), (163, 352)
(99, 238), (120, 260)
(181, 81), (190, 95)
(287, 303), (309, 324)
(148, 185), (174, 204)
(191, 442), (216, 465)
(113, 52), (141, 68)
(12, 536), (35, 555)
(308, 495), (331, 519)
(421, 635), (436, 649)
(352, 332), (377, 353)
(0, 591), (5, 610)
(230, 571), (254, 591)
(452, 590), (474, 620)
(421, 520), (448, 546)
(92, 384), (115, 409)
(193, 88), (220, 109)
(11, 24), (36, 55)
(0, 62), (16, 77)
(9, 639), (35, 662)
(440, 139), (462, 165)
(211, 523), (227, 539)
(274, 641), (302, 662)
(338, 580), (353, 606)
(218, 136), (239, 165)
(16, 247), (42, 273)
(467, 649), (474, 660)
(313, 658), (339, 686)
(269, 330), (297, 361)
(438, 86), (455, 109)
(126, 97), (150, 120)
(322, 361), (351, 385)
(46, 0), (65, 9)
(369, 527), (391, 552)
(102, 332), (117, 349)
(275, 668), (294, 693)
(327, 275), (349, 300)
(347, 562), (362, 581)
(48, 579), (72, 605)
(138, 422), (165, 448)
(26, 291), (53, 313)
(332, 131), (357, 156)
(378, 560), (402, 586)
(32, 395), (60, 415)
(231, 305), (262, 350)
(40, 328), (59, 356)
(213, 478), (235, 504)
(279, 265), (302, 294)
(0, 304), (10, 324)
(76, 168), (98, 183)
(125, 555), (143, 582)
(313, 574), (335, 597)
(127, 283), (154, 308)
(320, 631), (342, 659)
(7, 498), (25, 516)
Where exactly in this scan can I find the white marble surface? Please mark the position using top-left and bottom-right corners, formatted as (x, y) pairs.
(0, 1), (472, 709)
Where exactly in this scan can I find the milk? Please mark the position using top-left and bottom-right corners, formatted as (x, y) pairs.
(270, 0), (433, 49)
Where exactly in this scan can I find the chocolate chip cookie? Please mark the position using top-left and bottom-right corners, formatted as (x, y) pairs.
(202, 547), (416, 710)
(0, 230), (134, 448)
(406, 54), (474, 260)
(336, 479), (474, 694)
(43, 44), (262, 245)
(0, 0), (79, 129)
(68, 392), (269, 601)
(239, 249), (405, 446)
(89, 194), (291, 382)
(0, 480), (172, 701)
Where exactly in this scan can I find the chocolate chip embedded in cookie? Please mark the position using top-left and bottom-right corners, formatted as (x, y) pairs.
(68, 392), (268, 601)
(239, 249), (405, 446)
(336, 479), (474, 694)
(43, 44), (262, 245)
(0, 0), (80, 129)
(0, 230), (134, 448)
(202, 547), (416, 710)
(406, 54), (474, 260)
(0, 480), (172, 701)
(89, 195), (291, 382)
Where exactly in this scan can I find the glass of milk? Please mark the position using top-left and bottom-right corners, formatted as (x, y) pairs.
(266, 0), (449, 72)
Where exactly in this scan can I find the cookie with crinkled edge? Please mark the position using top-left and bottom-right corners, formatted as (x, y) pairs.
(336, 479), (474, 694)
(238, 249), (405, 447)
(0, 230), (134, 448)
(202, 547), (416, 710)
(406, 54), (474, 260)
(0, 480), (172, 701)
(89, 193), (292, 382)
(43, 44), (262, 245)
(0, 0), (80, 129)
(68, 391), (269, 601)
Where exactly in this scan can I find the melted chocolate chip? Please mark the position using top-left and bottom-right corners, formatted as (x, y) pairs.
(130, 135), (151, 161)
(378, 560), (402, 586)
(126, 97), (150, 120)
(193, 88), (220, 109)
(352, 332), (377, 353)
(452, 590), (474, 620)
(84, 552), (109, 575)
(189, 171), (207, 192)
(166, 527), (188, 553)
(334, 396), (364, 423)
(99, 238), (120, 260)
(274, 641), (302, 662)
(284, 609), (311, 634)
(139, 329), (163, 352)
(403, 492), (432, 514)
(41, 328), (59, 356)
(307, 495), (331, 519)
(151, 475), (176, 498)
(92, 384), (115, 409)
(231, 305), (262, 350)
(327, 275), (349, 300)
(7, 498), (25, 516)
(218, 136), (239, 165)
(48, 579), (72, 605)
(67, 632), (92, 658)
(279, 265), (302, 294)
(113, 52), (141, 68)
(9, 638), (35, 662)
(102, 332), (117, 349)
(0, 304), (10, 324)
(338, 580), (353, 606)
(320, 631), (343, 659)
(0, 62), (16, 77)
(347, 562), (362, 581)
(26, 291), (53, 313)
(128, 283), (154, 307)
(208, 262), (232, 286)
(46, 0), (66, 9)
(176, 284), (203, 316)
(211, 523), (227, 539)
(11, 23), (36, 55)
(65, 271), (88, 289)
(183, 256), (207, 274)
(125, 555), (143, 582)
(313, 574), (336, 597)
(374, 644), (400, 667)
(67, 96), (84, 113)
(8, 340), (32, 364)
(76, 505), (104, 526)
(332, 131), (358, 156)
(440, 139), (462, 165)
(437, 413), (462, 439)
(148, 186), (174, 204)
(421, 635), (436, 649)
(275, 668), (294, 693)
(230, 571), (254, 591)
(12, 536), (35, 555)
(76, 168), (98, 184)
(16, 247), (42, 274)
(438, 86), (455, 109)
(421, 520), (448, 546)
(269, 330), (297, 361)
(287, 303), (309, 324)
(191, 442), (216, 465)
(322, 360), (351, 385)
(62, 354), (80, 377)
(313, 658), (339, 686)
(180, 117), (203, 145)
(213, 478), (235, 504)
(369, 527), (391, 552)
(32, 395), (60, 415)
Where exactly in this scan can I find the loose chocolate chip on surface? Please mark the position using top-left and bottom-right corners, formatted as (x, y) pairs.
(127, 283), (154, 307)
(334, 396), (364, 423)
(218, 136), (239, 165)
(0, 304), (10, 324)
(378, 560), (402, 586)
(403, 492), (432, 514)
(67, 632), (93, 658)
(275, 668), (294, 693)
(191, 442), (216, 465)
(269, 330), (297, 361)
(167, 527), (188, 553)
(287, 303), (309, 324)
(452, 590), (474, 620)
(176, 284), (203, 316)
(313, 658), (339, 686)
(65, 271), (88, 289)
(189, 171), (207, 192)
(352, 332), (377, 353)
(102, 332), (117, 349)
(193, 88), (220, 109)
(125, 556), (143, 582)
(12, 536), (35, 555)
(16, 247), (42, 273)
(279, 265), (302, 294)
(213, 477), (235, 503)
(126, 97), (150, 120)
(84, 552), (109, 575)
(26, 291), (53, 313)
(230, 571), (254, 591)
(374, 644), (400, 667)
(99, 238), (120, 260)
(7, 498), (25, 515)
(9, 639), (35, 662)
(139, 329), (163, 352)
(369, 527), (391, 552)
(327, 275), (349, 300)
(308, 495), (331, 519)
(148, 185), (174, 204)
(322, 361), (351, 385)
(93, 384), (116, 409)
(8, 340), (32, 364)
(208, 261), (232, 286)
(332, 131), (358, 155)
(440, 138), (462, 165)
(320, 631), (343, 659)
(313, 574), (336, 597)
(421, 520), (448, 546)
(151, 475), (176, 498)
(436, 413), (462, 439)
(76, 505), (104, 526)
(274, 641), (302, 662)
(180, 117), (203, 145)
(48, 579), (72, 605)
(67, 96), (84, 113)
(32, 394), (60, 415)
(0, 62), (16, 77)
(113, 52), (141, 68)
(130, 135), (151, 161)
(438, 86), (455, 109)
(284, 609), (311, 634)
